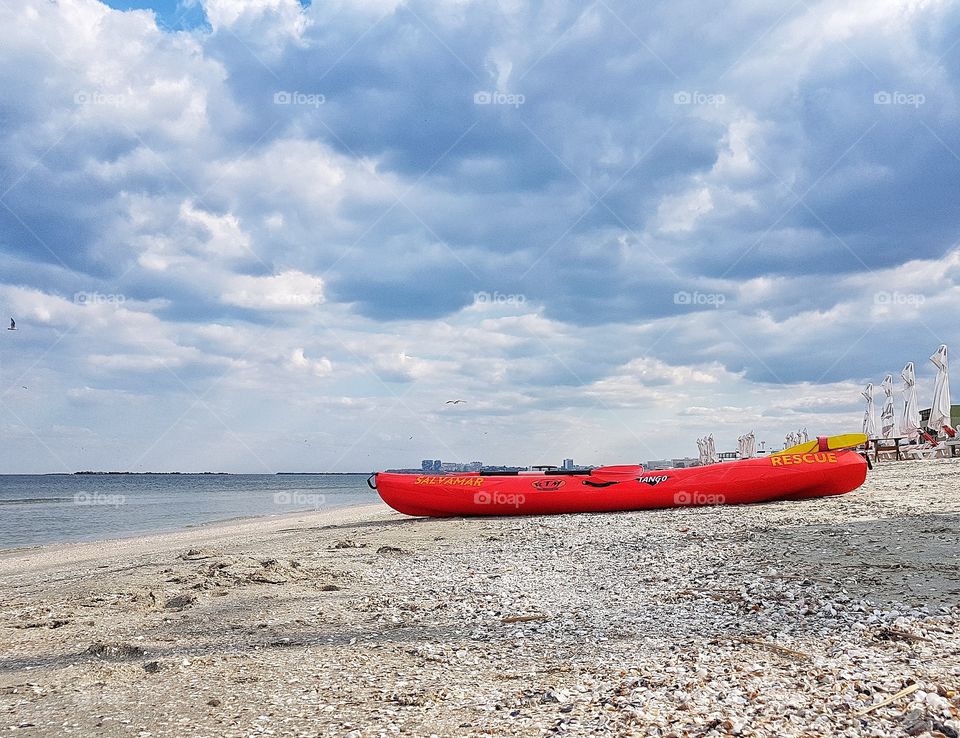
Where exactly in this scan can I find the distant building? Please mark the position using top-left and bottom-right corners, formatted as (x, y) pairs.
(644, 459), (672, 470)
(562, 458), (574, 470)
(921, 405), (959, 428)
(671, 457), (700, 468)
(420, 460), (482, 473)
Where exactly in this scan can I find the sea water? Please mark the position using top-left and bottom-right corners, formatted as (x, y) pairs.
(0, 474), (378, 550)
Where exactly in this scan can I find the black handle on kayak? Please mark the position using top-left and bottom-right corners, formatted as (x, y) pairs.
(581, 480), (619, 488)
(367, 473), (378, 490)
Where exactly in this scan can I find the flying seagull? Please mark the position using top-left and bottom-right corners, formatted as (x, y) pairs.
(445, 399), (466, 404)
(8, 318), (15, 330)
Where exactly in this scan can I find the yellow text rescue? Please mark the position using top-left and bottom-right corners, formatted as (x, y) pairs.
(770, 452), (838, 466)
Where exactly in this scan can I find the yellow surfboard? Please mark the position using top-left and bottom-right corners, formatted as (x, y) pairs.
(770, 433), (868, 457)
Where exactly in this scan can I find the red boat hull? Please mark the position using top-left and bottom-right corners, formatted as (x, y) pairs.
(374, 451), (868, 517)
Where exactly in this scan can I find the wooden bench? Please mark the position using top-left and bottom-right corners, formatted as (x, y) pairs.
(868, 437), (905, 461)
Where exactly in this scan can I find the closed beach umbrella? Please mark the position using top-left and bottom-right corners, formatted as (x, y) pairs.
(696, 437), (706, 465)
(862, 383), (878, 438)
(928, 344), (951, 431)
(745, 432), (757, 458)
(737, 431), (756, 459)
(900, 361), (921, 438)
(706, 434), (717, 464)
(880, 373), (896, 438)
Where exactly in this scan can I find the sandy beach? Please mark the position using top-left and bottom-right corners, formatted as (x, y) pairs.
(2, 461), (959, 737)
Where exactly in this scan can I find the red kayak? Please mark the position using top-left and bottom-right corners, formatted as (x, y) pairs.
(372, 451), (867, 517)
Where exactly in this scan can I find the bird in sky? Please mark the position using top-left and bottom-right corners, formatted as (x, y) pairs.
(8, 318), (15, 330)
(445, 399), (466, 404)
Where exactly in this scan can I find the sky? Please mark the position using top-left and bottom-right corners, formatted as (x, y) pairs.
(0, 0), (958, 473)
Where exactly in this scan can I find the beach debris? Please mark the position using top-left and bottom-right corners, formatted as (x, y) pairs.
(161, 556), (322, 589)
(163, 594), (195, 611)
(501, 614), (550, 624)
(11, 618), (70, 630)
(269, 638), (301, 647)
(376, 545), (404, 554)
(143, 661), (161, 673)
(899, 708), (934, 735)
(126, 588), (162, 609)
(737, 637), (811, 660)
(207, 698), (221, 707)
(321, 584), (341, 591)
(179, 548), (215, 561)
(933, 720), (960, 738)
(0, 684), (42, 695)
(247, 573), (289, 585)
(333, 540), (365, 549)
(855, 683), (920, 715)
(387, 690), (435, 706)
(86, 642), (146, 661)
(875, 625), (931, 643)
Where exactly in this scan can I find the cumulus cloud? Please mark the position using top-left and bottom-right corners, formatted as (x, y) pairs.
(221, 270), (325, 310)
(286, 347), (333, 376)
